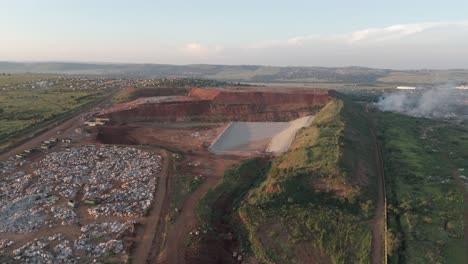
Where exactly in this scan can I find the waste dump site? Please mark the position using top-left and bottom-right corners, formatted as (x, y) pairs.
(0, 86), (332, 263)
(0, 145), (162, 263)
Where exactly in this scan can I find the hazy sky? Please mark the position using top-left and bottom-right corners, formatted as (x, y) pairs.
(1, 0), (468, 69)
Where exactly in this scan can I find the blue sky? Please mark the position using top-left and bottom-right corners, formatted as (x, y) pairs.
(1, 0), (468, 69)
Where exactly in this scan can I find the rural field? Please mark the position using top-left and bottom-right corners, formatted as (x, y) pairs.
(0, 75), (115, 151)
(3, 62), (468, 87)
(2, 1), (468, 263)
(0, 74), (466, 264)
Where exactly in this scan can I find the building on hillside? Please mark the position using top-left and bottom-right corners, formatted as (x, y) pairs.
(396, 86), (416, 90)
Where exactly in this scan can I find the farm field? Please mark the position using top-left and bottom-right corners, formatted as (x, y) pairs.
(0, 75), (113, 151)
(377, 112), (466, 263)
(1, 76), (465, 264)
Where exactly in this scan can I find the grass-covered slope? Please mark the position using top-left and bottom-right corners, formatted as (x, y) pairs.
(378, 113), (466, 264)
(239, 96), (378, 264)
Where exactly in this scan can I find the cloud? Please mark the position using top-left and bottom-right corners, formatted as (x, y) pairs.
(180, 42), (223, 57)
(346, 21), (468, 43)
(347, 23), (430, 43)
(252, 20), (468, 48)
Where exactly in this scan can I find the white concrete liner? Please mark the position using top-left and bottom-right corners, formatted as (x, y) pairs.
(209, 115), (314, 155)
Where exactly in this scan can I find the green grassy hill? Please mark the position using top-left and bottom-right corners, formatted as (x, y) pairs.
(2, 62), (467, 85)
(238, 96), (378, 263)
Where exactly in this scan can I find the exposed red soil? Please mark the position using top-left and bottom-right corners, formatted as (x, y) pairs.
(96, 123), (227, 153)
(95, 122), (248, 264)
(99, 87), (332, 122)
(183, 158), (269, 264)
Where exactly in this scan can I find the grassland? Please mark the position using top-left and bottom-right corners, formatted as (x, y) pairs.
(237, 97), (378, 264)
(377, 69), (468, 85)
(196, 158), (270, 226)
(0, 75), (111, 151)
(169, 173), (205, 221)
(377, 112), (466, 263)
(194, 96), (379, 263)
(0, 74), (51, 86)
(4, 62), (468, 86)
(195, 158), (271, 254)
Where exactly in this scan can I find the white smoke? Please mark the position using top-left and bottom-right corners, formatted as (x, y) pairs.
(375, 89), (457, 118)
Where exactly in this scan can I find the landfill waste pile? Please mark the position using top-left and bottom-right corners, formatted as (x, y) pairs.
(0, 145), (162, 262)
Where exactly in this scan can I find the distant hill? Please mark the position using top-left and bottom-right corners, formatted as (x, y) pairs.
(1, 62), (467, 85)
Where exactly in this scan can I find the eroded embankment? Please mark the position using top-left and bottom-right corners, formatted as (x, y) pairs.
(99, 87), (332, 122)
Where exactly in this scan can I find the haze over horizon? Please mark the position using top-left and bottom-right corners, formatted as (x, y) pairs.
(1, 0), (468, 69)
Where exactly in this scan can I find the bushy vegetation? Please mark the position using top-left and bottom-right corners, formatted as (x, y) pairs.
(377, 112), (466, 264)
(196, 158), (270, 253)
(239, 97), (377, 264)
(197, 158), (270, 226)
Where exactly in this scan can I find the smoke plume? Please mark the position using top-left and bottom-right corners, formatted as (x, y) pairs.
(375, 89), (459, 118)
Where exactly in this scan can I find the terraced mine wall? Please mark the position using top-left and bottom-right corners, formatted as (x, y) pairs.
(99, 88), (332, 122)
(101, 100), (212, 122)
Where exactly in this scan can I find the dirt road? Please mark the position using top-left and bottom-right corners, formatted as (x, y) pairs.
(368, 107), (386, 264)
(131, 150), (172, 264)
(153, 155), (240, 264)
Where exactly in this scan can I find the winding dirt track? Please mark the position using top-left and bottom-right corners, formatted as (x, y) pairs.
(151, 155), (241, 264)
(368, 107), (386, 264)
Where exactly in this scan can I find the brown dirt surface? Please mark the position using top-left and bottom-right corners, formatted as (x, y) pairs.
(131, 149), (171, 264)
(369, 111), (385, 264)
(155, 156), (242, 264)
(99, 87), (332, 123)
(96, 123), (227, 153)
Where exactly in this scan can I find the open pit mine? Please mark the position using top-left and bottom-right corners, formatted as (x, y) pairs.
(97, 87), (333, 155)
(98, 87), (332, 122)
